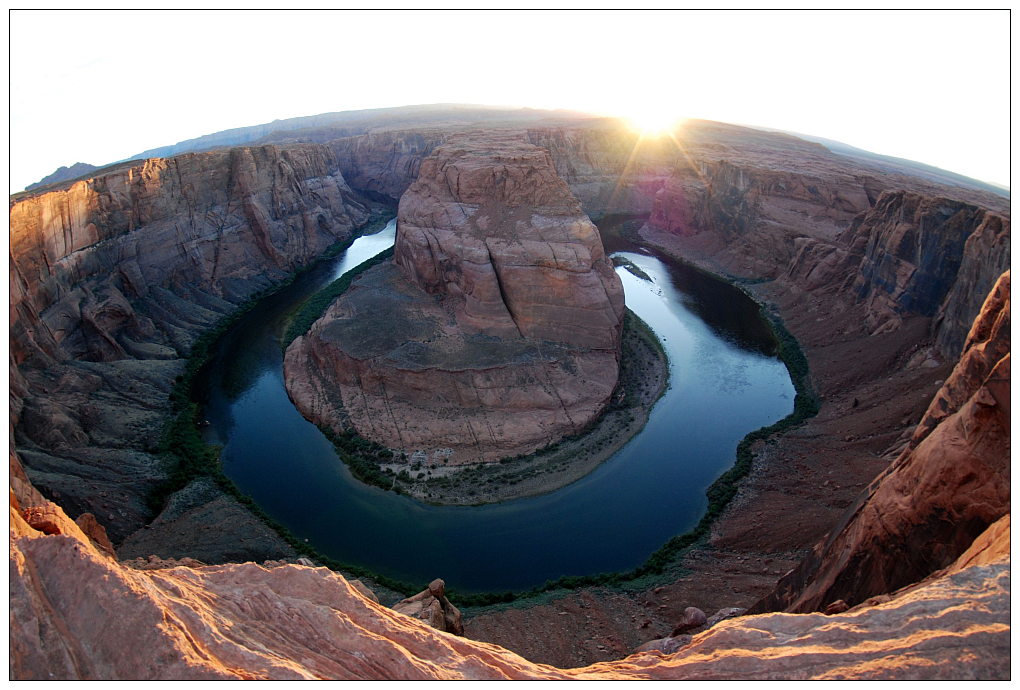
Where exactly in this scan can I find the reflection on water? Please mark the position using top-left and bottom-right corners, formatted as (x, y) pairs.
(192, 219), (794, 592)
(600, 215), (776, 356)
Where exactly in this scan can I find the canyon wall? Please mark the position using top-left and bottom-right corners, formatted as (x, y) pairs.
(285, 135), (625, 463)
(841, 192), (1010, 358)
(750, 271), (1010, 614)
(11, 143), (371, 365)
(644, 154), (1009, 360)
(9, 144), (375, 542)
(331, 130), (450, 201)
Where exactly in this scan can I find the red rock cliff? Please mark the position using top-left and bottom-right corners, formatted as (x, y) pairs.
(395, 134), (625, 349)
(842, 191), (1010, 357)
(749, 271), (1010, 614)
(8, 144), (374, 542)
(9, 472), (1010, 679)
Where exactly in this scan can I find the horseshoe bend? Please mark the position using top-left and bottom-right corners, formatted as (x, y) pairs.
(9, 106), (1010, 679)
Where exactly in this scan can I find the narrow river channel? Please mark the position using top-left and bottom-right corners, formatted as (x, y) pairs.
(193, 218), (794, 592)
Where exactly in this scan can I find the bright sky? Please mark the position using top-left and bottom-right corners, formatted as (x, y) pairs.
(8, 10), (1012, 194)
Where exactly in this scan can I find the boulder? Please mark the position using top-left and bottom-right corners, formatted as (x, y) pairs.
(634, 634), (693, 655)
(428, 578), (446, 598)
(670, 607), (708, 636)
(392, 579), (464, 636)
(824, 600), (849, 615)
(705, 607), (745, 628)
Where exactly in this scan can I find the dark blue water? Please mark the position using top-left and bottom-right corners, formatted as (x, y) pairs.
(194, 219), (794, 592)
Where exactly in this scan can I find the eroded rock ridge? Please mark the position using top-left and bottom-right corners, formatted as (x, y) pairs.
(749, 270), (1010, 615)
(9, 477), (1010, 679)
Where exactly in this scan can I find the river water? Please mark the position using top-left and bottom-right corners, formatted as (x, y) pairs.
(194, 218), (794, 592)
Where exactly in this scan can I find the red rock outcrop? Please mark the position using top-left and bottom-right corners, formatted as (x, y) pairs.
(285, 135), (624, 463)
(394, 134), (625, 349)
(9, 483), (1010, 679)
(392, 578), (464, 636)
(749, 271), (1010, 615)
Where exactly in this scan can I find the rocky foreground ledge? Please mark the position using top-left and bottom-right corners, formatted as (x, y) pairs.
(9, 477), (1009, 679)
(284, 134), (625, 464)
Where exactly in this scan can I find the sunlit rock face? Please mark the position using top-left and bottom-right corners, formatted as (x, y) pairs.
(9, 144), (370, 366)
(285, 134), (625, 463)
(9, 478), (1011, 679)
(8, 145), (372, 544)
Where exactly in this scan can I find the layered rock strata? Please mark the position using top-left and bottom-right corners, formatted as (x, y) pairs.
(9, 144), (374, 543)
(285, 136), (625, 462)
(841, 192), (1010, 356)
(312, 120), (1008, 366)
(647, 163), (1009, 361)
(9, 115), (1013, 677)
(330, 130), (449, 201)
(11, 143), (370, 365)
(318, 120), (1009, 363)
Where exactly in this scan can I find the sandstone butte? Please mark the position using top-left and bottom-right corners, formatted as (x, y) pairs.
(8, 113), (1012, 678)
(284, 134), (625, 463)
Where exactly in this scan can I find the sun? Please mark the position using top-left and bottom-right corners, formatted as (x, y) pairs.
(626, 107), (683, 137)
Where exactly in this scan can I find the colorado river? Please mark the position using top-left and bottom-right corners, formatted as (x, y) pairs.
(193, 218), (794, 592)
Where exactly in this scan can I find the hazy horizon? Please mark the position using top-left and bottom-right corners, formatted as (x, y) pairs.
(9, 10), (1011, 194)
